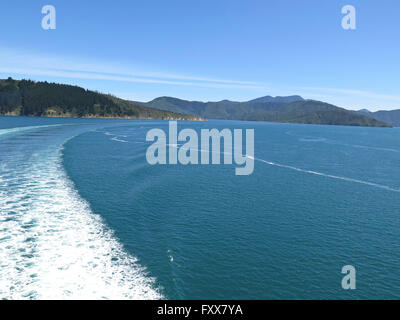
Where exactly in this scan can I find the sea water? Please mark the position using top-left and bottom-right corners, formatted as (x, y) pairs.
(1, 116), (400, 299)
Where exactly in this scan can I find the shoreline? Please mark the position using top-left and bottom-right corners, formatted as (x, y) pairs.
(0, 113), (206, 121)
(0, 114), (394, 127)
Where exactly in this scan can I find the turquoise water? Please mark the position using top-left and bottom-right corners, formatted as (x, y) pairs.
(1, 116), (400, 299)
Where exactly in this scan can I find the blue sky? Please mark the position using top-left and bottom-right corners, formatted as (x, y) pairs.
(0, 0), (399, 111)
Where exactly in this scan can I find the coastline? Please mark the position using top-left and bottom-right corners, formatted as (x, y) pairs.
(0, 113), (206, 121)
(0, 113), (393, 127)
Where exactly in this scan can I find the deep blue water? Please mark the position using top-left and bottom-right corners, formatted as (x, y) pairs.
(1, 116), (400, 299)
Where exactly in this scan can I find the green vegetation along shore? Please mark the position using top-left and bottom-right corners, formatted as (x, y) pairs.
(0, 78), (204, 121)
(0, 78), (394, 127)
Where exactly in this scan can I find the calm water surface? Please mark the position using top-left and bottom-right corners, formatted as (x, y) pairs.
(1, 116), (399, 299)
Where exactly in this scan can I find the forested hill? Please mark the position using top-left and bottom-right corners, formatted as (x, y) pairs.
(0, 78), (203, 120)
(136, 96), (391, 127)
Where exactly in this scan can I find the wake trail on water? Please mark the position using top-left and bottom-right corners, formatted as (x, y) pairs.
(285, 131), (400, 153)
(250, 156), (400, 193)
(111, 136), (128, 143)
(0, 124), (63, 138)
(0, 126), (163, 300)
(169, 144), (399, 193)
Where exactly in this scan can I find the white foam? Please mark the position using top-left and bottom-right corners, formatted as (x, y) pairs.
(167, 250), (174, 263)
(111, 136), (128, 143)
(349, 144), (399, 153)
(0, 124), (62, 137)
(145, 141), (400, 193)
(253, 156), (400, 193)
(0, 139), (162, 300)
(285, 131), (399, 153)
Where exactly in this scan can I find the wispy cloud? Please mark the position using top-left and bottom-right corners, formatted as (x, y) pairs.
(2, 47), (399, 110)
(293, 86), (400, 111)
(0, 66), (267, 90)
(299, 86), (400, 103)
(0, 47), (268, 90)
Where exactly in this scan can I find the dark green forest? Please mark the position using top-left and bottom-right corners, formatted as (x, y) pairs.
(0, 78), (202, 120)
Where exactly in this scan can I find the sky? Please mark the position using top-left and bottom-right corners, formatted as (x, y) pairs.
(0, 0), (399, 111)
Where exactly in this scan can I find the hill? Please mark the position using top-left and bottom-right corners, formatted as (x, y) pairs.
(248, 95), (304, 103)
(136, 96), (391, 127)
(0, 78), (392, 127)
(371, 110), (400, 127)
(356, 109), (400, 127)
(0, 78), (203, 121)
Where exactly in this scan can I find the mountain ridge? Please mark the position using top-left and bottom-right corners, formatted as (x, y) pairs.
(356, 109), (400, 127)
(134, 95), (392, 127)
(0, 77), (395, 127)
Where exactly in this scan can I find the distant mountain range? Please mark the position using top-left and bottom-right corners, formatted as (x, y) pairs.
(1, 77), (397, 127)
(357, 109), (400, 127)
(133, 96), (392, 127)
(0, 78), (203, 121)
